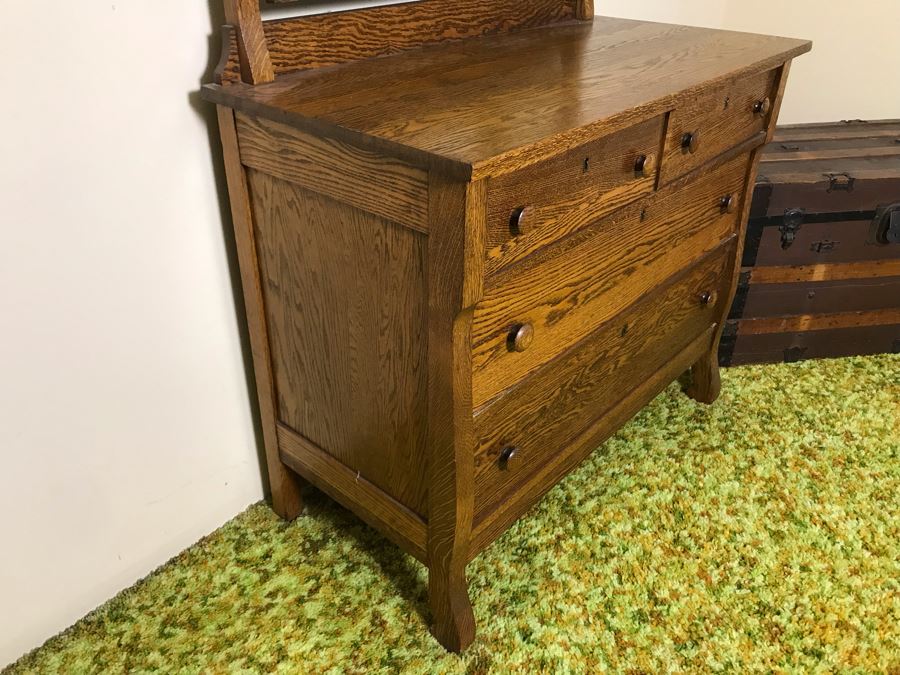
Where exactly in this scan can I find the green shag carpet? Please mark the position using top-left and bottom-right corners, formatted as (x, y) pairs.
(7, 355), (900, 673)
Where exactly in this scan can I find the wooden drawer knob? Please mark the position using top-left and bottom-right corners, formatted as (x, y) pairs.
(499, 446), (520, 471)
(754, 97), (772, 117)
(509, 206), (534, 237)
(634, 153), (657, 177)
(507, 323), (534, 352)
(681, 130), (701, 154)
(720, 194), (737, 214)
(700, 290), (718, 306)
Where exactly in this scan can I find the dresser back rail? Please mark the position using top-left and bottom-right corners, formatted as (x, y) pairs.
(217, 0), (592, 85)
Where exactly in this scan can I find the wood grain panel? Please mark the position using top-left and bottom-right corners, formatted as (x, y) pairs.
(218, 0), (580, 84)
(278, 424), (427, 562)
(248, 171), (430, 517)
(473, 242), (733, 519)
(236, 112), (429, 232)
(485, 115), (665, 275)
(661, 69), (776, 183)
(470, 324), (717, 560)
(472, 153), (750, 409)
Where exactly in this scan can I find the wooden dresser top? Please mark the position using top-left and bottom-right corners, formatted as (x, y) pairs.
(204, 16), (810, 178)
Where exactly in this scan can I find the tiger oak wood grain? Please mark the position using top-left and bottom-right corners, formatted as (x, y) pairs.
(236, 113), (429, 232)
(473, 241), (733, 519)
(248, 171), (430, 517)
(216, 106), (304, 519)
(686, 64), (790, 402)
(224, 0), (274, 84)
(425, 176), (485, 653)
(218, 0), (582, 85)
(278, 424), (427, 562)
(469, 325), (718, 560)
(208, 4), (808, 652)
(661, 69), (776, 184)
(472, 153), (751, 408)
(203, 17), (810, 178)
(485, 115), (665, 275)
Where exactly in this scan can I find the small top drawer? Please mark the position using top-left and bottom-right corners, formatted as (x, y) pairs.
(660, 69), (777, 184)
(484, 115), (666, 276)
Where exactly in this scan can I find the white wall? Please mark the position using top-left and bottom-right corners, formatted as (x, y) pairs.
(0, 2), (267, 666)
(602, 0), (728, 29)
(1, 0), (896, 667)
(721, 0), (900, 124)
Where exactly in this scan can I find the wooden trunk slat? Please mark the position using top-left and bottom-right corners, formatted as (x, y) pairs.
(772, 119), (900, 143)
(735, 276), (900, 320)
(732, 308), (900, 335)
(722, 323), (900, 365)
(744, 219), (899, 268)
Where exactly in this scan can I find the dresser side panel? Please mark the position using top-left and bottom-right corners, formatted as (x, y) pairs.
(247, 170), (430, 518)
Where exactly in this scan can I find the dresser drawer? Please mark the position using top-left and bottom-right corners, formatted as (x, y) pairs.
(472, 241), (734, 519)
(484, 115), (666, 276)
(471, 152), (751, 409)
(660, 69), (777, 184)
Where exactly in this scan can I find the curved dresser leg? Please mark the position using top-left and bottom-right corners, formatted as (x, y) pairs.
(687, 343), (722, 404)
(428, 555), (475, 652)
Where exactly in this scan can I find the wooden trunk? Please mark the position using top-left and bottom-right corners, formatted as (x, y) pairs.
(204, 0), (810, 651)
(720, 120), (900, 366)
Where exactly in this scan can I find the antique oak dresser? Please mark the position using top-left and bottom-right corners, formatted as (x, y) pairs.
(203, 0), (810, 651)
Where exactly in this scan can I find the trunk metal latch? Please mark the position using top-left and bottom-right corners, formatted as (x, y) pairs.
(871, 202), (900, 245)
(825, 172), (855, 192)
(780, 208), (805, 249)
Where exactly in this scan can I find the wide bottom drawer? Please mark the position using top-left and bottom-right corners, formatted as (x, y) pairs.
(472, 239), (736, 520)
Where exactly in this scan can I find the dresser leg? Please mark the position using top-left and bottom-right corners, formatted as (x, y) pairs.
(687, 344), (722, 404)
(270, 465), (305, 521)
(428, 559), (475, 652)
